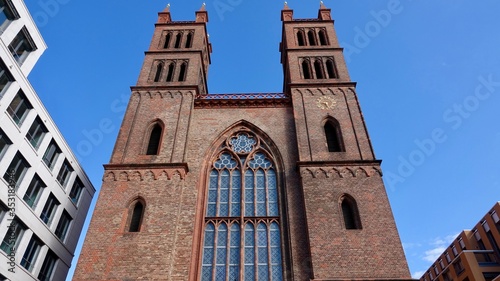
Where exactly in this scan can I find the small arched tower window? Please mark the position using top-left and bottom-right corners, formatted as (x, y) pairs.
(326, 59), (337, 79)
(297, 30), (306, 46)
(319, 29), (328, 46)
(174, 32), (182, 48)
(324, 119), (344, 152)
(314, 59), (324, 79)
(302, 60), (312, 79)
(307, 30), (317, 46)
(178, 62), (188, 82)
(340, 195), (362, 230)
(164, 33), (172, 48)
(146, 123), (162, 155)
(185, 32), (193, 48)
(129, 201), (145, 232)
(153, 63), (163, 82)
(166, 63), (175, 82)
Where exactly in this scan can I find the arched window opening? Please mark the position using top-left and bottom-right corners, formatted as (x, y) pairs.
(164, 33), (172, 48)
(129, 201), (144, 232)
(185, 33), (193, 48)
(326, 59), (337, 79)
(174, 33), (182, 48)
(166, 63), (175, 82)
(297, 30), (305, 46)
(178, 62), (187, 82)
(307, 30), (317, 46)
(314, 60), (324, 79)
(302, 60), (312, 79)
(319, 29), (328, 46)
(153, 63), (163, 82)
(324, 120), (344, 152)
(341, 196), (361, 230)
(200, 132), (283, 280)
(146, 124), (162, 155)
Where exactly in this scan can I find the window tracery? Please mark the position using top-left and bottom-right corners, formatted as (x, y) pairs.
(201, 131), (283, 281)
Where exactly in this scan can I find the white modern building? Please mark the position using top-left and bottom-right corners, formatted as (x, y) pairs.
(0, 0), (95, 280)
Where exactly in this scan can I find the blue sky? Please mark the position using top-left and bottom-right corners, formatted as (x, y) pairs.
(24, 0), (500, 279)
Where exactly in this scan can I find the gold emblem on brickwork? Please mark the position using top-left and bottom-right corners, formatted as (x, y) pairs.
(316, 96), (336, 110)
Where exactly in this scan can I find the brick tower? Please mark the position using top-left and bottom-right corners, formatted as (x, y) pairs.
(74, 3), (412, 281)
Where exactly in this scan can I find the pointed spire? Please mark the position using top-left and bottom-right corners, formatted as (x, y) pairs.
(196, 2), (209, 23)
(158, 3), (172, 23)
(318, 0), (332, 21)
(281, 1), (293, 21)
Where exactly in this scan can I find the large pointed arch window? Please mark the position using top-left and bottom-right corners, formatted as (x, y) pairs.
(201, 132), (283, 281)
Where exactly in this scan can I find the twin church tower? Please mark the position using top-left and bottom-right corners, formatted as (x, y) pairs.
(73, 3), (412, 281)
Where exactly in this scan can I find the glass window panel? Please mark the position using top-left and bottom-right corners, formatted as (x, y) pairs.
(42, 140), (61, 170)
(231, 170), (241, 216)
(7, 91), (32, 126)
(244, 224), (255, 281)
(26, 116), (48, 149)
(23, 174), (45, 208)
(55, 210), (72, 241)
(219, 170), (230, 216)
(38, 249), (57, 281)
(40, 193), (59, 225)
(21, 235), (42, 272)
(0, 128), (12, 161)
(244, 170), (254, 216)
(256, 170), (266, 216)
(268, 169), (278, 216)
(3, 151), (30, 187)
(215, 224), (227, 280)
(229, 224), (240, 281)
(201, 223), (215, 281)
(69, 177), (84, 205)
(0, 58), (14, 96)
(0, 218), (25, 255)
(9, 27), (36, 64)
(56, 159), (73, 187)
(207, 170), (218, 217)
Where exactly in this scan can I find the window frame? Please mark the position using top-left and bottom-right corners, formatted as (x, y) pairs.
(69, 177), (84, 205)
(8, 26), (37, 64)
(42, 140), (61, 170)
(26, 116), (48, 149)
(0, 127), (12, 161)
(0, 217), (26, 255)
(0, 0), (19, 32)
(20, 235), (43, 272)
(3, 151), (30, 188)
(40, 193), (60, 226)
(7, 90), (33, 127)
(0, 58), (14, 97)
(38, 249), (57, 281)
(23, 174), (46, 209)
(56, 159), (73, 187)
(54, 210), (72, 241)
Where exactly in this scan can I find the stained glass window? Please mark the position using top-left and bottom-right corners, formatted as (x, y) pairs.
(201, 132), (283, 280)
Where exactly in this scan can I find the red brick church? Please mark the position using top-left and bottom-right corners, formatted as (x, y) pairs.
(73, 3), (412, 280)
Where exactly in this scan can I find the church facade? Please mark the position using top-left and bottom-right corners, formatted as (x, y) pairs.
(73, 4), (412, 281)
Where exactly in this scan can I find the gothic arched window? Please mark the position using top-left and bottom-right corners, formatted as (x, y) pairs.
(166, 62), (175, 82)
(185, 32), (193, 48)
(319, 29), (328, 46)
(326, 59), (337, 79)
(302, 60), (312, 79)
(340, 195), (361, 230)
(201, 132), (283, 281)
(324, 119), (344, 152)
(174, 32), (182, 48)
(178, 62), (188, 82)
(307, 29), (317, 46)
(314, 59), (324, 79)
(128, 200), (145, 232)
(297, 30), (305, 46)
(164, 32), (172, 48)
(146, 123), (162, 155)
(153, 62), (163, 82)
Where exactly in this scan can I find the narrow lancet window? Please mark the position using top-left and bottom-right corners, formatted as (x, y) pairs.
(185, 32), (193, 48)
(324, 120), (344, 152)
(307, 30), (317, 46)
(164, 33), (172, 48)
(297, 30), (305, 46)
(146, 124), (162, 155)
(166, 63), (175, 82)
(326, 59), (337, 79)
(129, 201), (144, 232)
(174, 33), (182, 48)
(314, 60), (324, 79)
(178, 62), (187, 82)
(154, 63), (163, 82)
(341, 196), (361, 230)
(302, 60), (312, 79)
(319, 29), (328, 45)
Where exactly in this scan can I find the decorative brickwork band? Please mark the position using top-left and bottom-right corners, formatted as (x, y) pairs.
(103, 163), (188, 181)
